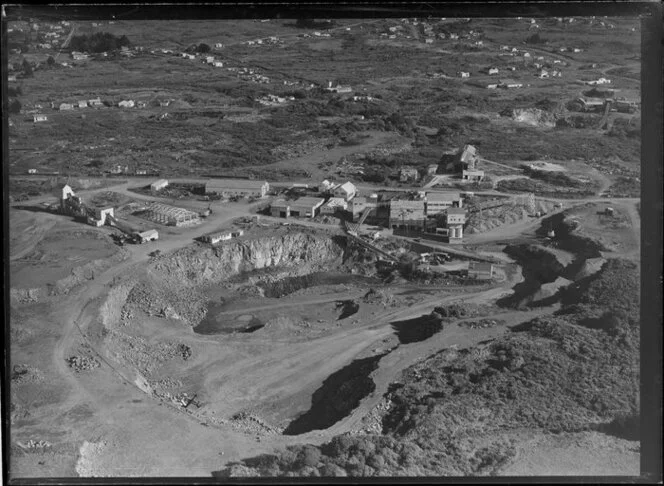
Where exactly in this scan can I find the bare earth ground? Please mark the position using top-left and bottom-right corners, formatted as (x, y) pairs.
(7, 15), (642, 479)
(9, 191), (640, 478)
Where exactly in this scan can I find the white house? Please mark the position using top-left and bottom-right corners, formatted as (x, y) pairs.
(59, 103), (74, 111)
(488, 67), (499, 75)
(33, 114), (48, 122)
(332, 181), (356, 201)
(213, 61), (223, 67)
(118, 100), (135, 108)
(460, 72), (470, 78)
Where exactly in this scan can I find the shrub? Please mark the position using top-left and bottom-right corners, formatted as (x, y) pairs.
(8, 98), (22, 114)
(69, 32), (131, 53)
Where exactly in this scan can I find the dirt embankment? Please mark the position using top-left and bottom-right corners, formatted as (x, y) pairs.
(10, 231), (128, 305)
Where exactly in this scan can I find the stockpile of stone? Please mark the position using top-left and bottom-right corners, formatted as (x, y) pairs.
(105, 329), (193, 375)
(362, 288), (396, 307)
(229, 412), (282, 436)
(459, 318), (505, 329)
(67, 355), (101, 372)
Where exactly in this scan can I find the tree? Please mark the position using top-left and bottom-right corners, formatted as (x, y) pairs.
(8, 98), (22, 114)
(197, 43), (211, 53)
(46, 55), (56, 66)
(22, 59), (33, 77)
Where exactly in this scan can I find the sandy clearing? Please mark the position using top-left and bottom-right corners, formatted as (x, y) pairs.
(499, 431), (640, 476)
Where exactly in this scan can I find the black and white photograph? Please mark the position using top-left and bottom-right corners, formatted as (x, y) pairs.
(3, 2), (662, 482)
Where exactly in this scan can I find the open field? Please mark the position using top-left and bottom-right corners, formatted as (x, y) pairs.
(7, 11), (644, 481)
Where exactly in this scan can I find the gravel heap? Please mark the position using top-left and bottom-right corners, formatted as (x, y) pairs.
(67, 355), (101, 373)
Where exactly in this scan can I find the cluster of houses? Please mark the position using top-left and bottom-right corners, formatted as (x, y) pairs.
(586, 77), (612, 86)
(324, 81), (352, 94)
(378, 18), (483, 45)
(267, 177), (470, 243)
(270, 181), (356, 219)
(51, 97), (146, 111)
(256, 94), (295, 106)
(245, 36), (283, 46)
(347, 191), (468, 243)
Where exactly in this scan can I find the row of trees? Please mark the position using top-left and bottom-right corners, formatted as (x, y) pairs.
(69, 32), (131, 53)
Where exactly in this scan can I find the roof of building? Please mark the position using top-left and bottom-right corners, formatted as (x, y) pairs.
(500, 79), (523, 85)
(335, 181), (356, 193)
(469, 261), (494, 272)
(426, 192), (461, 201)
(138, 229), (158, 238)
(205, 179), (268, 190)
(324, 197), (347, 207)
(206, 230), (232, 238)
(151, 179), (168, 186)
(446, 208), (467, 215)
(271, 199), (290, 208)
(291, 197), (325, 207)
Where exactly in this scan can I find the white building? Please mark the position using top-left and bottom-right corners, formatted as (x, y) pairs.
(136, 229), (159, 243)
(33, 114), (48, 122)
(150, 179), (169, 191)
(425, 192), (463, 215)
(118, 100), (135, 108)
(205, 179), (269, 198)
(331, 181), (356, 201)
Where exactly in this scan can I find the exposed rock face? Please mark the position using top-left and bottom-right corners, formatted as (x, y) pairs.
(152, 232), (346, 286)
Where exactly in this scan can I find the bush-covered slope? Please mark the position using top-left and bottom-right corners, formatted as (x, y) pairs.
(216, 258), (639, 477)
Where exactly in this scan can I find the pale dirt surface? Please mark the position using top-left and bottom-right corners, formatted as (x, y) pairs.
(498, 431), (640, 477)
(9, 180), (641, 478)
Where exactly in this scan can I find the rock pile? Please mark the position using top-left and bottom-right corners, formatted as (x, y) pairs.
(67, 355), (101, 372)
(105, 329), (193, 375)
(25, 439), (52, 450)
(362, 288), (396, 307)
(459, 319), (505, 329)
(229, 412), (282, 436)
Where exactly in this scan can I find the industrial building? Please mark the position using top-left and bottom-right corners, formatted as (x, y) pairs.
(467, 261), (494, 279)
(205, 179), (269, 198)
(446, 207), (467, 243)
(135, 229), (159, 243)
(201, 229), (243, 244)
(271, 199), (291, 218)
(201, 231), (232, 244)
(399, 166), (420, 182)
(289, 197), (325, 218)
(270, 197), (325, 218)
(462, 169), (485, 182)
(320, 197), (348, 215)
(139, 202), (200, 226)
(150, 179), (169, 191)
(425, 192), (463, 215)
(389, 200), (427, 230)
